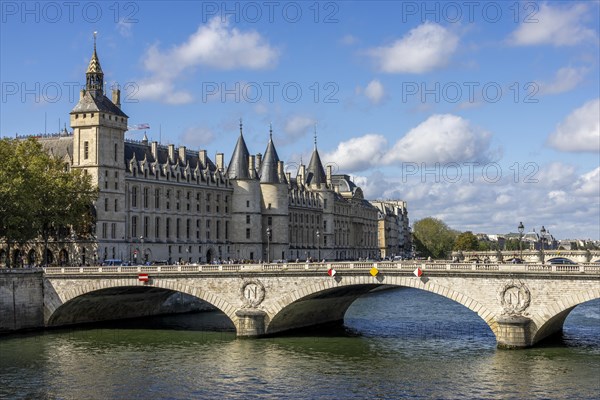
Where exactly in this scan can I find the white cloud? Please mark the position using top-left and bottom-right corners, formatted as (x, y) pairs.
(509, 3), (597, 46)
(136, 78), (193, 105)
(363, 80), (385, 104)
(538, 67), (587, 95)
(547, 98), (600, 152)
(179, 126), (215, 148)
(574, 167), (600, 197)
(340, 34), (358, 46)
(355, 163), (599, 239)
(136, 17), (278, 103)
(383, 114), (494, 164)
(367, 22), (458, 73)
(323, 134), (388, 172)
(283, 115), (315, 137)
(116, 19), (134, 38)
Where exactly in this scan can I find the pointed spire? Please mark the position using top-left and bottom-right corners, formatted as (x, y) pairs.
(306, 125), (326, 186)
(227, 121), (251, 179)
(142, 132), (149, 145)
(260, 125), (281, 183)
(86, 31), (104, 96)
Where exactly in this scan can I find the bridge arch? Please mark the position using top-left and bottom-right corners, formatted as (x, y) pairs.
(530, 287), (600, 344)
(45, 278), (239, 328)
(265, 275), (498, 338)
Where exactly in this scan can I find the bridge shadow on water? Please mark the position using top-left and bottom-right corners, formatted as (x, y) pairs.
(41, 286), (600, 352)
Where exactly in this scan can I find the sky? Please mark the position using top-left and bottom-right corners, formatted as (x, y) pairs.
(1, 1), (599, 239)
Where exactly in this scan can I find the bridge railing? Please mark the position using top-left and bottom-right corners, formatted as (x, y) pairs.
(41, 261), (600, 275)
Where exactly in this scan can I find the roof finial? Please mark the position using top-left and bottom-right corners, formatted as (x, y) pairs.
(313, 123), (317, 150)
(269, 122), (273, 139)
(239, 118), (243, 135)
(93, 31), (97, 52)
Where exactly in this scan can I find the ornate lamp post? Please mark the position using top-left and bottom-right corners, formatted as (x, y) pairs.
(71, 230), (78, 267)
(316, 230), (320, 262)
(266, 227), (271, 264)
(518, 222), (524, 261)
(540, 226), (546, 264)
(139, 235), (144, 265)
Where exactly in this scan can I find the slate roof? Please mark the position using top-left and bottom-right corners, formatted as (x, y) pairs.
(70, 91), (128, 118)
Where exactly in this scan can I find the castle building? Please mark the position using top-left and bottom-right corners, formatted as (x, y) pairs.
(1, 43), (410, 266)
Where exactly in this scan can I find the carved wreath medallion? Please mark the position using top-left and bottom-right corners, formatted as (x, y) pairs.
(498, 281), (531, 315)
(240, 279), (266, 308)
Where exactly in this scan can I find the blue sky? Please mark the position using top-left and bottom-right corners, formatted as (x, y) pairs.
(1, 1), (599, 239)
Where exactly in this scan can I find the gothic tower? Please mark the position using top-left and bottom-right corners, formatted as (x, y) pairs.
(258, 125), (289, 262)
(226, 120), (263, 261)
(70, 34), (128, 262)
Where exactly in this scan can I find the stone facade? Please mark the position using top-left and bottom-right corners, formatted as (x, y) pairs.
(370, 200), (411, 259)
(39, 263), (600, 348)
(0, 44), (410, 266)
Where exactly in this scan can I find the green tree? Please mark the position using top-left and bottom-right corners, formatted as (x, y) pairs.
(454, 231), (479, 251)
(504, 238), (522, 251)
(0, 138), (97, 267)
(412, 217), (457, 259)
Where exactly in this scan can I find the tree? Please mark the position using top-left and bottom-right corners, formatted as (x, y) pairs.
(412, 217), (457, 259)
(454, 231), (479, 251)
(0, 138), (98, 267)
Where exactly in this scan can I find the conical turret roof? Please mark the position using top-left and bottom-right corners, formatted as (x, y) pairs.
(227, 123), (251, 179)
(306, 148), (326, 185)
(259, 132), (281, 184)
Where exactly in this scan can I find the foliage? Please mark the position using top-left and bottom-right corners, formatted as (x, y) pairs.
(504, 238), (522, 251)
(0, 138), (98, 266)
(454, 231), (479, 251)
(412, 217), (457, 259)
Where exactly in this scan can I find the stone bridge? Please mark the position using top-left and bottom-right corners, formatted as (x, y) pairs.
(42, 261), (600, 349)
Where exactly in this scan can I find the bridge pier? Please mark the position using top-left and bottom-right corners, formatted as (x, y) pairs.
(235, 309), (267, 337)
(495, 316), (533, 349)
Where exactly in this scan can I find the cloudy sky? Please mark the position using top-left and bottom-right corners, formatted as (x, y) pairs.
(1, 1), (598, 239)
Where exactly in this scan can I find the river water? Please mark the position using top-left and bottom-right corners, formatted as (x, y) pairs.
(1, 288), (599, 399)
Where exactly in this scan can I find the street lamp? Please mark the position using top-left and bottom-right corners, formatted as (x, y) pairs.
(139, 235), (144, 265)
(540, 226), (546, 264)
(71, 230), (78, 267)
(518, 221), (524, 261)
(316, 230), (320, 262)
(266, 227), (271, 264)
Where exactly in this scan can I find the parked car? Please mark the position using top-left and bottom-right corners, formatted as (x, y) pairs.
(547, 257), (577, 265)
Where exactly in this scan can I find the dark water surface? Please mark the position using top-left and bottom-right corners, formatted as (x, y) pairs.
(1, 288), (599, 399)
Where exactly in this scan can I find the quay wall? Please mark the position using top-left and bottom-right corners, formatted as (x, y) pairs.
(0, 270), (44, 332)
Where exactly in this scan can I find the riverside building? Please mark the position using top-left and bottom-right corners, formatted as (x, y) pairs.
(1, 43), (411, 266)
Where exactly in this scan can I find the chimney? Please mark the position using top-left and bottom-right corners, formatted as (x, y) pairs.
(278, 161), (285, 182)
(112, 88), (121, 108)
(168, 144), (175, 163)
(256, 153), (262, 171)
(326, 165), (332, 186)
(249, 155), (256, 179)
(298, 164), (305, 184)
(151, 141), (158, 160)
(178, 146), (186, 164)
(199, 150), (207, 167)
(216, 153), (224, 171)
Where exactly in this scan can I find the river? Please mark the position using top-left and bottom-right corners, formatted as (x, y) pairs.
(1, 288), (599, 399)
